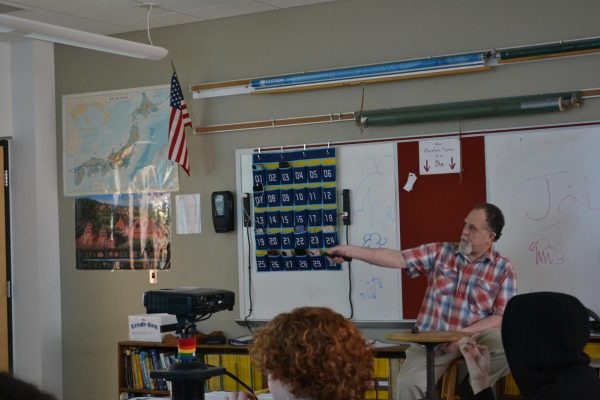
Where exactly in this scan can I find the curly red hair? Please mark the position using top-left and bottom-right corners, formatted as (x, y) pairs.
(249, 307), (373, 400)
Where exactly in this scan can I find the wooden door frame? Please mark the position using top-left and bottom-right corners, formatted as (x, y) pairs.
(0, 140), (12, 372)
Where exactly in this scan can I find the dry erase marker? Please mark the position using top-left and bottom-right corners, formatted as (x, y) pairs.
(322, 251), (352, 262)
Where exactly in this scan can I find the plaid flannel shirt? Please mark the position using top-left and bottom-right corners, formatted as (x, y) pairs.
(402, 242), (517, 331)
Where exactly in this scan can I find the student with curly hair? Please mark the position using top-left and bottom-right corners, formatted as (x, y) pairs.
(230, 306), (373, 400)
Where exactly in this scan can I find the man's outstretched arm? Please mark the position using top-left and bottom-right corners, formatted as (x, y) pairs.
(329, 245), (407, 269)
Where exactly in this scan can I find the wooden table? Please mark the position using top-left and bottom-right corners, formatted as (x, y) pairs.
(386, 331), (470, 400)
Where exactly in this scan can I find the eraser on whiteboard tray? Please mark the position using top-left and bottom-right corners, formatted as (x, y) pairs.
(322, 251), (352, 262)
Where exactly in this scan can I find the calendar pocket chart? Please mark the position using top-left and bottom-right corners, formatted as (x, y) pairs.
(252, 148), (340, 272)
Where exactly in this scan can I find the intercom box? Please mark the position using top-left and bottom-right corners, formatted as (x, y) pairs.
(211, 191), (234, 233)
(128, 313), (177, 342)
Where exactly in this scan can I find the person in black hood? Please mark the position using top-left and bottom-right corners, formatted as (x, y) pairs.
(459, 291), (600, 400)
(0, 372), (57, 400)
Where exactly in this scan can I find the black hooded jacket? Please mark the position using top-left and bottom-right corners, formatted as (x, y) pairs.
(475, 292), (600, 399)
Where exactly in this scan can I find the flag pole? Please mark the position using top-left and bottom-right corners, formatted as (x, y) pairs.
(170, 59), (177, 75)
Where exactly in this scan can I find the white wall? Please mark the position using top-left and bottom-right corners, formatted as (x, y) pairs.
(9, 39), (63, 398)
(0, 42), (12, 137)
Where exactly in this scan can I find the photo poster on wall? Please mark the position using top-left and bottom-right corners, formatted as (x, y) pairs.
(75, 192), (171, 270)
(236, 142), (403, 322)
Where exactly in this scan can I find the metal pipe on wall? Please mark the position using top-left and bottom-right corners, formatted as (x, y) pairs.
(497, 37), (600, 63)
(355, 92), (582, 128)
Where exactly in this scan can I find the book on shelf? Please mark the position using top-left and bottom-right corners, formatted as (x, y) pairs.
(159, 352), (167, 370)
(138, 351), (149, 389)
(204, 354), (222, 392)
(123, 349), (133, 389)
(222, 354), (239, 391)
(130, 351), (141, 389)
(135, 351), (145, 390)
(229, 335), (253, 345)
(149, 349), (163, 390)
(152, 349), (167, 390)
(146, 352), (157, 390)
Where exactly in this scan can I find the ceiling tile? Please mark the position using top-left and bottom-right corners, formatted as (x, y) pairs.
(114, 11), (202, 31)
(7, 9), (113, 31)
(7, 0), (159, 23)
(0, 0), (334, 36)
(185, 1), (275, 20)
(257, 0), (335, 8)
(140, 0), (234, 13)
(80, 22), (133, 35)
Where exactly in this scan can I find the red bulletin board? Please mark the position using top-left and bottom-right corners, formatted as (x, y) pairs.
(397, 137), (487, 319)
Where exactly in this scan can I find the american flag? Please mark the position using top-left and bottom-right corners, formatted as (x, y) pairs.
(168, 72), (192, 176)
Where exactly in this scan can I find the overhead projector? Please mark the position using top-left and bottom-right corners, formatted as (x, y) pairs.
(144, 287), (235, 316)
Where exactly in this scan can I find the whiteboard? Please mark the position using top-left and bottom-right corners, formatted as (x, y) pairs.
(486, 125), (600, 310)
(236, 142), (403, 321)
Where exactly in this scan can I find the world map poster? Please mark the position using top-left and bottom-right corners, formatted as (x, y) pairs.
(62, 85), (179, 196)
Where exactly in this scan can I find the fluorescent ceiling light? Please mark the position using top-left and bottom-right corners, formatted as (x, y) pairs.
(0, 14), (167, 60)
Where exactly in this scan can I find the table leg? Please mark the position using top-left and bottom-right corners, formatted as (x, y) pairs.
(422, 343), (440, 400)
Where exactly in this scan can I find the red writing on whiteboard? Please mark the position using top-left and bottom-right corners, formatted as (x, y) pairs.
(528, 239), (565, 265)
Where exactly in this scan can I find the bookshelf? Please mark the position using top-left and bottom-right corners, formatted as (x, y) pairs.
(119, 336), (600, 399)
(118, 340), (407, 399)
(118, 341), (266, 398)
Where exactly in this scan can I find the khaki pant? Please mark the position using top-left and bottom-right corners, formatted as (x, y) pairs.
(393, 328), (508, 400)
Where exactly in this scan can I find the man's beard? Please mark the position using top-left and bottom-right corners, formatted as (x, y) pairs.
(458, 239), (472, 257)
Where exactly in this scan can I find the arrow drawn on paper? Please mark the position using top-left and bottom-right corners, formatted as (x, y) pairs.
(450, 157), (456, 170)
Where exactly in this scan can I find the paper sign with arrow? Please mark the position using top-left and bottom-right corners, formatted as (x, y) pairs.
(418, 138), (461, 175)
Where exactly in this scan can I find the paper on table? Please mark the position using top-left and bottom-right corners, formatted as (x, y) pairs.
(205, 392), (233, 400)
(202, 392), (272, 399)
(367, 339), (400, 348)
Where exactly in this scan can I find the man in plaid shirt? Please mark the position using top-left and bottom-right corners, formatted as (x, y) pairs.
(331, 203), (517, 400)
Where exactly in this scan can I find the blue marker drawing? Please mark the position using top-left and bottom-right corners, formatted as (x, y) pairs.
(352, 154), (397, 228)
(360, 277), (383, 300)
(362, 232), (388, 249)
